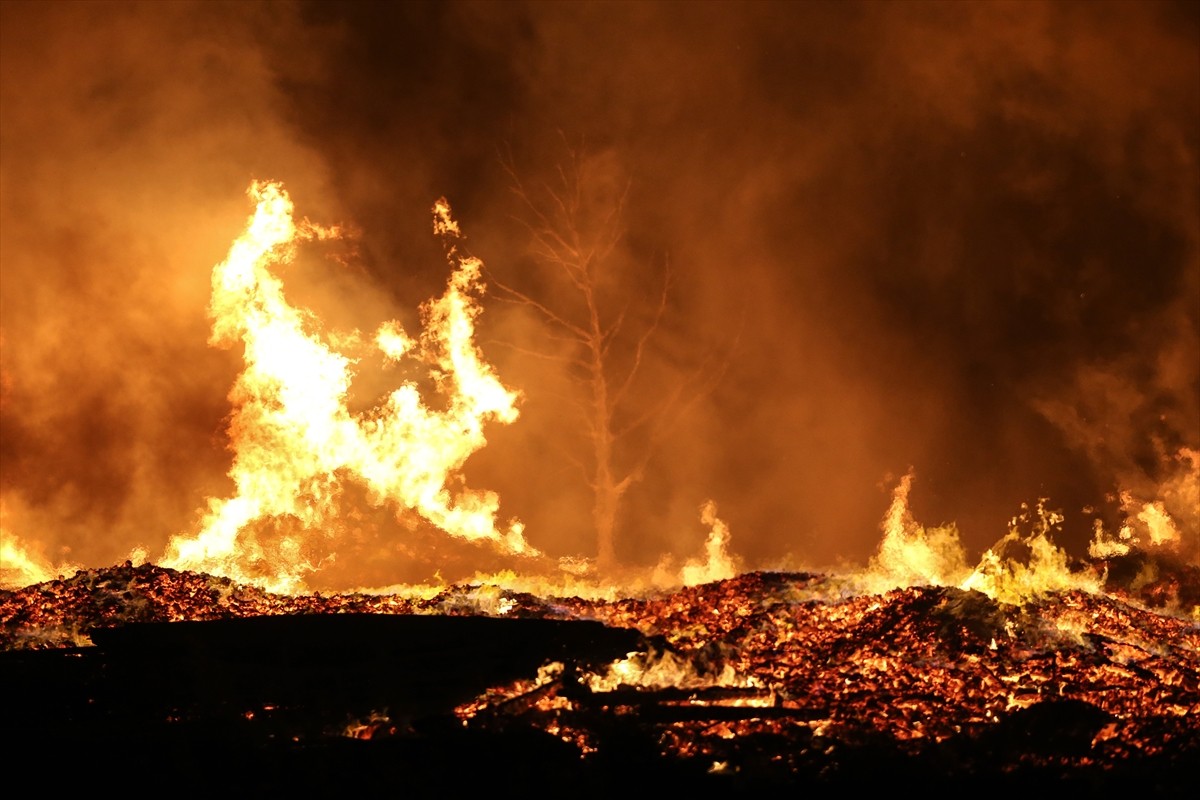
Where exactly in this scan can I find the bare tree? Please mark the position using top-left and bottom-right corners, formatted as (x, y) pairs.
(487, 145), (731, 570)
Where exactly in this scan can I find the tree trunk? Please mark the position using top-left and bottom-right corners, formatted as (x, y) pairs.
(593, 478), (618, 570)
(587, 290), (623, 571)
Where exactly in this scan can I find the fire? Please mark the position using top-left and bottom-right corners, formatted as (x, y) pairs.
(645, 500), (743, 591)
(962, 499), (1103, 605)
(582, 646), (760, 693)
(865, 469), (971, 591)
(160, 181), (532, 593)
(1, 179), (1192, 612)
(861, 472), (1111, 607)
(1090, 449), (1199, 561)
(0, 527), (78, 589)
(679, 500), (741, 587)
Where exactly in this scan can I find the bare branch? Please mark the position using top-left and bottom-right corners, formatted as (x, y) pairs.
(484, 339), (576, 366)
(562, 449), (591, 485)
(539, 329), (591, 351)
(502, 150), (589, 273)
(614, 378), (685, 441)
(613, 321), (740, 470)
(485, 272), (591, 341)
(610, 257), (672, 411)
(535, 423), (592, 486)
(600, 305), (628, 357)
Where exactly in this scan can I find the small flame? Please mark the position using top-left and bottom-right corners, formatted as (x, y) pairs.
(861, 473), (1104, 606)
(647, 499), (742, 590)
(0, 528), (80, 589)
(583, 647), (759, 693)
(962, 499), (1102, 605)
(680, 500), (741, 587)
(864, 470), (971, 591)
(161, 181), (532, 592)
(1089, 449), (1198, 561)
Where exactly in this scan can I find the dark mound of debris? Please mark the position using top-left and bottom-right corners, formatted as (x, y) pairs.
(1, 565), (1197, 794)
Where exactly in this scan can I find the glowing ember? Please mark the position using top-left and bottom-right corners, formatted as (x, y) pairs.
(4, 561), (1194, 791)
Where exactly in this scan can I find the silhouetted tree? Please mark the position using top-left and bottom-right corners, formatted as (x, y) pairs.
(489, 145), (730, 570)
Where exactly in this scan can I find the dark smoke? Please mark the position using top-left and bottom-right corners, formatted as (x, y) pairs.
(2, 0), (1197, 580)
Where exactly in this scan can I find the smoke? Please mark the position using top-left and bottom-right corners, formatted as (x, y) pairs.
(2, 0), (1196, 583)
(0, 0), (332, 567)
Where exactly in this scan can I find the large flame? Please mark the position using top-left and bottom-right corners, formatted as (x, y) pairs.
(2, 179), (1191, 602)
(160, 181), (532, 592)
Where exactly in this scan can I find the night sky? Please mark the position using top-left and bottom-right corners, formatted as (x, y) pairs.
(2, 0), (1197, 584)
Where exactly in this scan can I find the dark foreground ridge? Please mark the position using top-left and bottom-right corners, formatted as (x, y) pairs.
(1, 562), (1197, 794)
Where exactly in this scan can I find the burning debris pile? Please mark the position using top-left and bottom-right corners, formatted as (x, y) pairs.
(2, 560), (1196, 793)
(3, 0), (1199, 783)
(2, 166), (1197, 792)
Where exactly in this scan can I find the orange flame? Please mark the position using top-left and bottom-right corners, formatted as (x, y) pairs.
(862, 472), (1102, 605)
(679, 500), (741, 587)
(0, 526), (81, 590)
(1089, 447), (1199, 560)
(866, 469), (971, 590)
(161, 181), (532, 592)
(961, 498), (1102, 605)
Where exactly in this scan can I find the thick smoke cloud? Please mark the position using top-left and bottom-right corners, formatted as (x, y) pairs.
(2, 0), (1197, 581)
(0, 1), (332, 567)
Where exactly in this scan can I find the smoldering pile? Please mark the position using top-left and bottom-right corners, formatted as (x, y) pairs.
(1, 559), (1196, 793)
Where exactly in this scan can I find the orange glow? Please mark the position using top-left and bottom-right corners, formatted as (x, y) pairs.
(865, 470), (971, 590)
(0, 528), (79, 589)
(961, 499), (1103, 605)
(1090, 449), (1198, 562)
(160, 181), (532, 593)
(679, 500), (741, 587)
(860, 472), (1108, 607)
